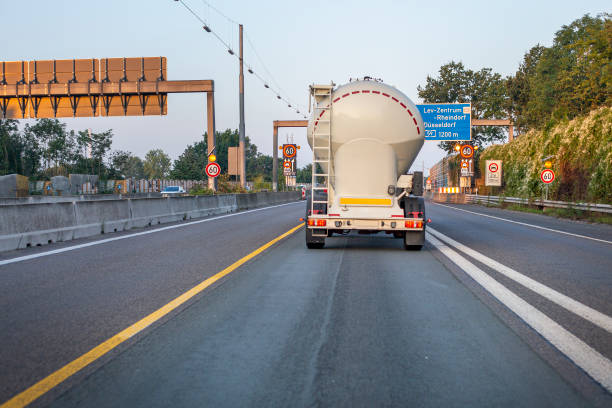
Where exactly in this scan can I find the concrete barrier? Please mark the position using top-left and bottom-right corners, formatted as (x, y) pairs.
(0, 193), (163, 206)
(75, 200), (131, 237)
(0, 191), (300, 253)
(432, 193), (468, 204)
(0, 202), (78, 250)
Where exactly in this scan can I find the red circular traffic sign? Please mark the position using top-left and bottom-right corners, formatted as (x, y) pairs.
(489, 162), (499, 173)
(540, 169), (555, 184)
(205, 162), (221, 178)
(460, 144), (474, 159)
(283, 161), (291, 168)
(283, 145), (296, 158)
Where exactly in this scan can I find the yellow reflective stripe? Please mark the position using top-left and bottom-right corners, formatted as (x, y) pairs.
(339, 197), (392, 206)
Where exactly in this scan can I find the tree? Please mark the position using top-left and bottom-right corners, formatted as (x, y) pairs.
(0, 119), (24, 176)
(171, 129), (271, 181)
(507, 13), (611, 129)
(170, 140), (207, 180)
(506, 45), (545, 131)
(110, 150), (144, 179)
(297, 164), (312, 183)
(144, 149), (171, 179)
(418, 61), (508, 153)
(24, 119), (74, 175)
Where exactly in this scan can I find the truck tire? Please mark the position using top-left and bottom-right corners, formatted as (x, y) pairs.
(305, 196), (325, 249)
(402, 196), (425, 250)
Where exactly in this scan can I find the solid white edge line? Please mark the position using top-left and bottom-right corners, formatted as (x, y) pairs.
(431, 202), (612, 245)
(428, 227), (612, 334)
(0, 201), (303, 267)
(425, 232), (612, 392)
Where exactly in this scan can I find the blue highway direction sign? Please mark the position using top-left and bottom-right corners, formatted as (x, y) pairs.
(416, 103), (471, 141)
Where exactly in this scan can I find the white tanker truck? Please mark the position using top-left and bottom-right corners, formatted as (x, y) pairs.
(305, 78), (427, 250)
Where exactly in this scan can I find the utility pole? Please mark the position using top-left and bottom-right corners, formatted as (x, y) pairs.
(238, 24), (246, 188)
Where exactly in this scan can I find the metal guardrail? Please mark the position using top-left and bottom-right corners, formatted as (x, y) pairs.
(465, 194), (612, 214)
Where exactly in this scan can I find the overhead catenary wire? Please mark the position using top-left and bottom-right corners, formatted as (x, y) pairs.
(175, 0), (309, 119)
(245, 32), (307, 113)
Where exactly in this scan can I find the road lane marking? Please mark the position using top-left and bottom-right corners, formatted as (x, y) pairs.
(0, 201), (303, 267)
(425, 232), (612, 393)
(428, 227), (612, 334)
(431, 202), (612, 245)
(0, 223), (305, 408)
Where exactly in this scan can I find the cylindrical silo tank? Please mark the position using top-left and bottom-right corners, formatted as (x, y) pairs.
(307, 80), (424, 205)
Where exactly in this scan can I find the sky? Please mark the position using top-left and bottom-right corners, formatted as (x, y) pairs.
(2, 0), (610, 175)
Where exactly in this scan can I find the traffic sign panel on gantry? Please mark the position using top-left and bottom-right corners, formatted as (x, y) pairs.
(416, 103), (472, 141)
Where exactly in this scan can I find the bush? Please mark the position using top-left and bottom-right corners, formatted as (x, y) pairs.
(189, 184), (214, 196)
(478, 107), (612, 203)
(216, 174), (247, 194)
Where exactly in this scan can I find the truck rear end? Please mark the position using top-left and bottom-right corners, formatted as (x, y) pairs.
(305, 79), (427, 250)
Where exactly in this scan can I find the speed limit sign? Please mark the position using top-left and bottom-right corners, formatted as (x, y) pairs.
(460, 144), (474, 159)
(205, 162), (221, 178)
(283, 144), (296, 158)
(540, 169), (555, 184)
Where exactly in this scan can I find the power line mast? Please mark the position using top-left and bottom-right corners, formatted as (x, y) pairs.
(238, 24), (246, 188)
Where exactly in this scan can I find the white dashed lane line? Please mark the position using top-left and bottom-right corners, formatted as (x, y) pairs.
(428, 227), (612, 334)
(426, 230), (612, 393)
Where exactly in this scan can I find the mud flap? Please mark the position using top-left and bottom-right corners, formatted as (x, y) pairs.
(404, 228), (425, 250)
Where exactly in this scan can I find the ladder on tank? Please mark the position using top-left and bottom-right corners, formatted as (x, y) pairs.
(309, 84), (334, 216)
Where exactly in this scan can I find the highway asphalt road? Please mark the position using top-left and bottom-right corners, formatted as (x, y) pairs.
(0, 200), (611, 407)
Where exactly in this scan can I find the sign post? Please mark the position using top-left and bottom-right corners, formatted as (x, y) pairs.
(540, 169), (555, 200)
(416, 103), (471, 141)
(282, 144), (298, 187)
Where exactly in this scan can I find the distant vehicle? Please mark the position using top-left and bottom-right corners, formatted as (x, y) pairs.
(306, 79), (426, 250)
(161, 186), (186, 197)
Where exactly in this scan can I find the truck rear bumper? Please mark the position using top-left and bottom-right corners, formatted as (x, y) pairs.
(307, 216), (424, 232)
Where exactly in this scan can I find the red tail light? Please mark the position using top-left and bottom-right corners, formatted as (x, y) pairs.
(308, 219), (315, 226)
(405, 220), (414, 228)
(415, 221), (423, 228)
(316, 219), (326, 227)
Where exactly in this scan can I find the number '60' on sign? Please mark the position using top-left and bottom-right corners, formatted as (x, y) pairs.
(206, 162), (221, 178)
(540, 169), (555, 184)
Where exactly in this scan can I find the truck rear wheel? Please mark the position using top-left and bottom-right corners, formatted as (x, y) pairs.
(305, 196), (325, 249)
(306, 227), (325, 249)
(307, 242), (325, 249)
(402, 196), (425, 250)
(404, 230), (424, 250)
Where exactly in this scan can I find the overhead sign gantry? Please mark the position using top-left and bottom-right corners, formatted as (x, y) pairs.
(0, 57), (218, 190)
(272, 120), (307, 191)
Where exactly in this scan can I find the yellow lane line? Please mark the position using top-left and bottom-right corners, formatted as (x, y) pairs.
(1, 223), (304, 408)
